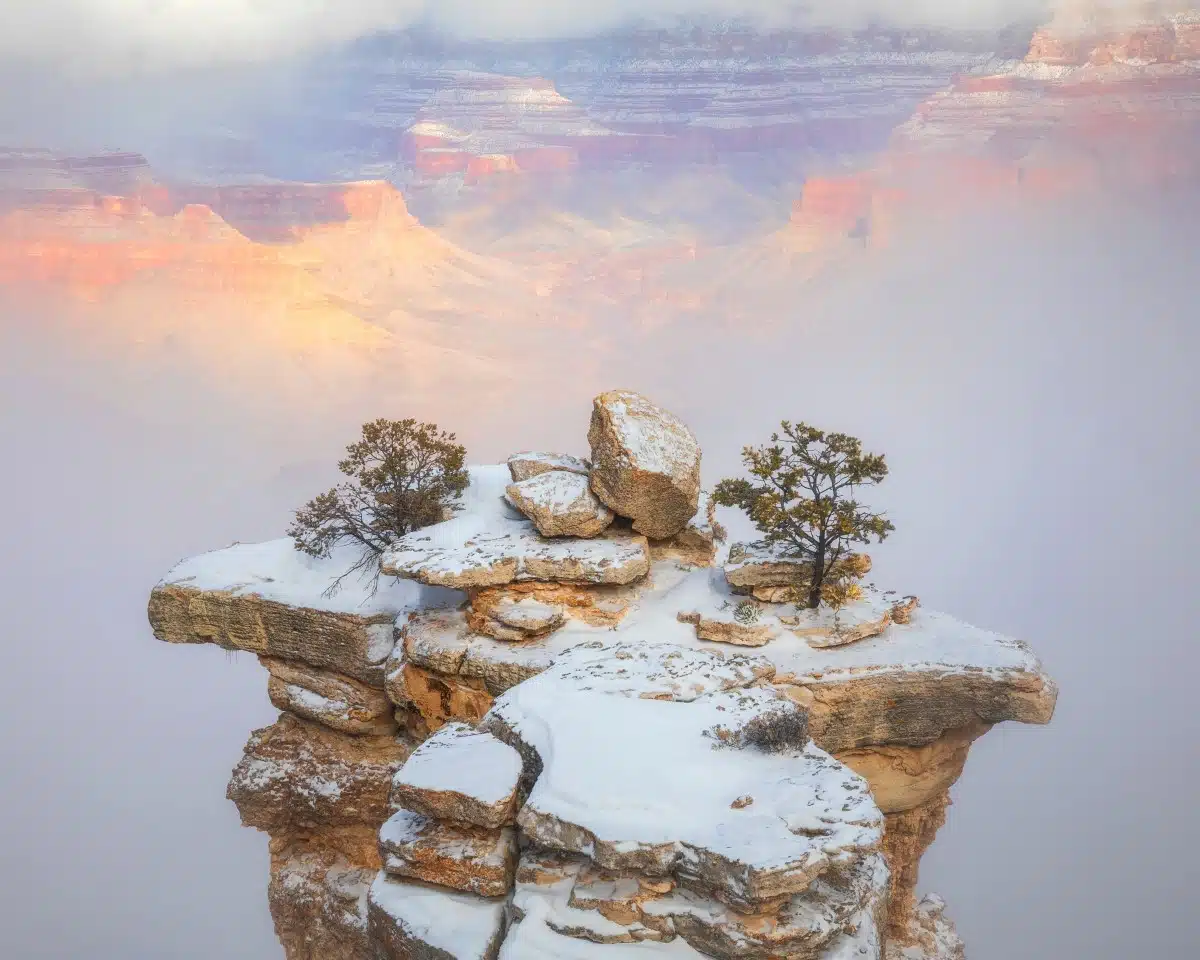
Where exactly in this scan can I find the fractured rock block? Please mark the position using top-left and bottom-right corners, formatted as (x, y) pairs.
(588, 390), (702, 540)
(262, 656), (398, 736)
(884, 894), (965, 960)
(391, 722), (523, 829)
(649, 491), (724, 566)
(368, 871), (508, 960)
(677, 610), (776, 647)
(474, 597), (566, 642)
(227, 713), (409, 833)
(506, 471), (614, 539)
(379, 809), (518, 897)
(469, 581), (639, 634)
(508, 451), (591, 482)
(386, 661), (495, 738)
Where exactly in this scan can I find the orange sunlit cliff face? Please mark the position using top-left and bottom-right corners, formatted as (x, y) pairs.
(3, 2), (1199, 412)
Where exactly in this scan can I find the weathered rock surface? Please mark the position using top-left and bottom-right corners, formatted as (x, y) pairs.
(467, 581), (641, 633)
(508, 451), (592, 482)
(677, 610), (776, 647)
(380, 809), (518, 897)
(588, 390), (702, 539)
(269, 843), (375, 960)
(483, 641), (881, 910)
(506, 470), (615, 538)
(368, 872), (508, 960)
(879, 793), (952, 944)
(148, 538), (451, 685)
(884, 895), (964, 960)
(390, 722), (523, 829)
(474, 597), (567, 641)
(649, 491), (724, 566)
(263, 657), (398, 736)
(227, 713), (409, 833)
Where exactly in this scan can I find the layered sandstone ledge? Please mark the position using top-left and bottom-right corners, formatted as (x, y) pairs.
(148, 391), (1055, 960)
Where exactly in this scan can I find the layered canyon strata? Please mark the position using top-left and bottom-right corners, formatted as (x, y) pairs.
(148, 390), (1056, 959)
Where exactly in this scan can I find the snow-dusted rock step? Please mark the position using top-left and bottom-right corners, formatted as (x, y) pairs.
(262, 656), (398, 736)
(588, 390), (702, 540)
(391, 722), (523, 829)
(506, 471), (615, 538)
(637, 565), (1058, 753)
(227, 713), (409, 834)
(368, 872), (508, 960)
(477, 597), (566, 642)
(481, 641), (883, 909)
(148, 538), (455, 685)
(382, 519), (650, 590)
(379, 809), (518, 897)
(508, 451), (591, 482)
(511, 847), (890, 960)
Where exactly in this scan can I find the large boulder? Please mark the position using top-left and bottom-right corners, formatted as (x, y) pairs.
(505, 471), (614, 539)
(588, 390), (701, 540)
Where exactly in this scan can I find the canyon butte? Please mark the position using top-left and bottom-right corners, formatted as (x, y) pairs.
(147, 390), (1057, 960)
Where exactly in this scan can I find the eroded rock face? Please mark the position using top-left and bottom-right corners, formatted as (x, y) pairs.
(506, 471), (615, 538)
(588, 390), (702, 539)
(880, 792), (952, 944)
(269, 843), (375, 960)
(262, 657), (398, 736)
(227, 713), (409, 833)
(380, 810), (518, 897)
(884, 895), (965, 960)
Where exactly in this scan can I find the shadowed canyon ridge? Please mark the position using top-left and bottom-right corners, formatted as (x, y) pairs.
(146, 390), (1056, 960)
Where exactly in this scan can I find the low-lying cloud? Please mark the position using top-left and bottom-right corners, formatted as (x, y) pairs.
(1, 0), (1055, 72)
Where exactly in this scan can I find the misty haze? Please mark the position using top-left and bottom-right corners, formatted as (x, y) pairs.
(2, 5), (1198, 960)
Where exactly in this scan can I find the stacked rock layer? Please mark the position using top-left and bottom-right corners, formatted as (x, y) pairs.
(148, 390), (1055, 959)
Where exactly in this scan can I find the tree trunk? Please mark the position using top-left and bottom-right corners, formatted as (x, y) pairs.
(807, 545), (825, 609)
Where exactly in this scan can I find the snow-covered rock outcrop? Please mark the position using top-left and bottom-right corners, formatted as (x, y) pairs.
(147, 388), (1057, 960)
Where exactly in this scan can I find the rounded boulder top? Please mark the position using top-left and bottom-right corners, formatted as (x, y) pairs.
(587, 390), (702, 540)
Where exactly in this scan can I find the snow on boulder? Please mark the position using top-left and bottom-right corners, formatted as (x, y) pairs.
(390, 722), (523, 829)
(379, 809), (518, 897)
(367, 871), (508, 960)
(262, 657), (397, 736)
(724, 543), (872, 603)
(588, 390), (702, 540)
(481, 641), (882, 910)
(508, 451), (591, 482)
(506, 471), (615, 539)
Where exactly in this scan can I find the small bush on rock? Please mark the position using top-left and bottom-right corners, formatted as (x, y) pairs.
(289, 418), (468, 593)
(714, 421), (893, 609)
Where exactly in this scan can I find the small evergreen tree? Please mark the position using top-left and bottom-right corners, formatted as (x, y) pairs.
(713, 421), (894, 609)
(289, 418), (468, 593)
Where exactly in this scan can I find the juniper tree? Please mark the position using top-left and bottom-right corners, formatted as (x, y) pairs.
(713, 421), (894, 609)
(289, 418), (468, 593)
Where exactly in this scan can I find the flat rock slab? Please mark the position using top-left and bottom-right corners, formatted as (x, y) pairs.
(478, 597), (567, 642)
(506, 471), (614, 538)
(481, 641), (882, 910)
(511, 848), (890, 960)
(368, 872), (508, 960)
(383, 520), (649, 590)
(148, 537), (457, 685)
(391, 722), (523, 829)
(262, 657), (397, 735)
(227, 713), (409, 833)
(588, 391), (702, 540)
(379, 809), (517, 897)
(508, 452), (591, 482)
